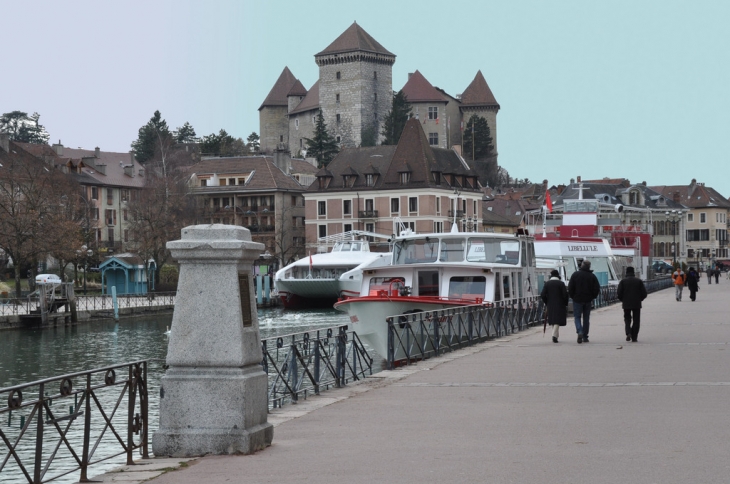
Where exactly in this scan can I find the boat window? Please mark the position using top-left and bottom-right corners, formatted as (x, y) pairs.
(466, 237), (521, 265)
(520, 242), (527, 267)
(368, 277), (405, 296)
(502, 274), (511, 299)
(448, 276), (486, 300)
(439, 238), (465, 262)
(394, 238), (439, 264)
(417, 270), (439, 297)
(351, 242), (361, 251)
(339, 242), (352, 251)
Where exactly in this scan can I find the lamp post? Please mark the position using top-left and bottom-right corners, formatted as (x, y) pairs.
(665, 210), (680, 266)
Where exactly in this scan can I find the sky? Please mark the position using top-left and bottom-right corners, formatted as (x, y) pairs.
(3, 0), (729, 197)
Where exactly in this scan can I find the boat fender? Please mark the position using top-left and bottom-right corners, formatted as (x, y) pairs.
(398, 309), (423, 329)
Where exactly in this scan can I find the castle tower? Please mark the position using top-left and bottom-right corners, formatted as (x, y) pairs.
(259, 67), (299, 153)
(460, 70), (500, 159)
(314, 22), (395, 148)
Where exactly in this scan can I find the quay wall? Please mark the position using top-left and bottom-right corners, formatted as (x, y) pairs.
(0, 305), (175, 331)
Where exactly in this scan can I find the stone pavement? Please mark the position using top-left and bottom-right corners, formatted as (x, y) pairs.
(94, 279), (730, 484)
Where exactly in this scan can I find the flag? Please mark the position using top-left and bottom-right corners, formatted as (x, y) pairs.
(309, 252), (313, 272)
(545, 190), (553, 213)
(436, 117), (439, 124)
(460, 121), (464, 131)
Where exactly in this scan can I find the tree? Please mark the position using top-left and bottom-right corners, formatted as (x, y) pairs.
(462, 114), (494, 162)
(304, 111), (339, 168)
(381, 90), (412, 145)
(246, 132), (260, 153)
(272, 195), (306, 267)
(200, 129), (247, 156)
(131, 110), (171, 164)
(0, 111), (50, 144)
(173, 122), (198, 143)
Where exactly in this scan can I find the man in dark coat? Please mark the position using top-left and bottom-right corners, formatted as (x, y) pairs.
(568, 260), (601, 343)
(686, 267), (699, 302)
(541, 269), (569, 343)
(617, 266), (647, 342)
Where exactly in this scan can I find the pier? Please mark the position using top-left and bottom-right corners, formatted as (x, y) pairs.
(105, 281), (728, 484)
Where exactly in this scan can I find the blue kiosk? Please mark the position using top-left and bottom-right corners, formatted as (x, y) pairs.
(99, 253), (156, 295)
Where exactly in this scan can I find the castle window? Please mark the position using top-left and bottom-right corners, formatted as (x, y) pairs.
(336, 93), (340, 103)
(428, 107), (438, 120)
(299, 139), (303, 148)
(336, 114), (341, 123)
(336, 71), (341, 80)
(374, 92), (377, 101)
(373, 71), (377, 79)
(295, 118), (299, 129)
(428, 133), (438, 146)
(280, 135), (284, 142)
(336, 135), (341, 143)
(312, 115), (316, 124)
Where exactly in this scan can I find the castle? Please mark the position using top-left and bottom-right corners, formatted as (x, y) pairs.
(259, 22), (500, 163)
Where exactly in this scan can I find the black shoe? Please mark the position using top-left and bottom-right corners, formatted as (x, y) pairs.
(577, 334), (583, 344)
(626, 335), (631, 342)
(583, 336), (589, 343)
(631, 338), (637, 342)
(552, 337), (558, 343)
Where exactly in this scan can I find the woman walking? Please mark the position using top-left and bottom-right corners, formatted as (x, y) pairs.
(686, 267), (699, 302)
(541, 270), (569, 343)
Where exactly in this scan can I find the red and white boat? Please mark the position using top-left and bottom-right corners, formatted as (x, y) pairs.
(334, 228), (539, 360)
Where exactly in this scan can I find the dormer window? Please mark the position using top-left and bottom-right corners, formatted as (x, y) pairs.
(399, 172), (410, 185)
(366, 174), (374, 187)
(433, 172), (441, 185)
(629, 190), (639, 205)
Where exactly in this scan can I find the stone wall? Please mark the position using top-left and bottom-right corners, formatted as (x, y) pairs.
(288, 110), (317, 157)
(260, 106), (289, 154)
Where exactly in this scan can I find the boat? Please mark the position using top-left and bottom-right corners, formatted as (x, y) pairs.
(333, 228), (539, 360)
(274, 232), (391, 309)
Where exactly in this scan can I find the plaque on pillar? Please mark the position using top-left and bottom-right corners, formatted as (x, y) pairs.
(153, 224), (273, 457)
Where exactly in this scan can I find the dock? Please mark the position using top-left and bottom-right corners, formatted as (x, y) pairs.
(95, 280), (730, 484)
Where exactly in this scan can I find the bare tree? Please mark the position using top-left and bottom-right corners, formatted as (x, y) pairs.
(272, 195), (306, 267)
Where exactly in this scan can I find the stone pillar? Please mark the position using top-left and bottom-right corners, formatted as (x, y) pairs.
(152, 224), (273, 457)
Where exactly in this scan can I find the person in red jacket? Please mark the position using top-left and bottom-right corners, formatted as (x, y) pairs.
(672, 267), (686, 301)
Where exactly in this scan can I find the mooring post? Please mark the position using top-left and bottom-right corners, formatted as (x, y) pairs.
(152, 224), (273, 457)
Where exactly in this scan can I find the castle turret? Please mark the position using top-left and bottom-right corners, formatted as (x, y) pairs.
(259, 67), (299, 153)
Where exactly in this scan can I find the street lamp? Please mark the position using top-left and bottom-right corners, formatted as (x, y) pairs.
(665, 210), (680, 266)
(76, 245), (94, 295)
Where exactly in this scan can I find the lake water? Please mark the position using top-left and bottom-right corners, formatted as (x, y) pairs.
(0, 307), (351, 483)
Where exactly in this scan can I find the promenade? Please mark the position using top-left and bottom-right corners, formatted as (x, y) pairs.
(104, 280), (729, 484)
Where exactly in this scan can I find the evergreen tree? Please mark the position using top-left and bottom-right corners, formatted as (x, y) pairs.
(0, 111), (50, 144)
(462, 114), (494, 161)
(304, 111), (339, 168)
(381, 90), (412, 145)
(131, 110), (171, 163)
(246, 132), (260, 153)
(173, 122), (197, 143)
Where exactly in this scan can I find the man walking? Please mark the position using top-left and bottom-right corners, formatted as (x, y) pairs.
(568, 260), (601, 343)
(541, 269), (569, 343)
(672, 266), (686, 301)
(686, 267), (699, 302)
(617, 266), (647, 342)
(707, 267), (713, 284)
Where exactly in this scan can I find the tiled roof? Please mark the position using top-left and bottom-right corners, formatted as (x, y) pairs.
(316, 22), (394, 57)
(287, 79), (308, 97)
(289, 80), (320, 115)
(460, 71), (499, 108)
(190, 156), (306, 191)
(259, 67), (299, 110)
(483, 197), (529, 225)
(482, 208), (521, 227)
(290, 158), (319, 175)
(308, 118), (479, 193)
(401, 70), (446, 103)
(649, 181), (730, 209)
(58, 147), (146, 189)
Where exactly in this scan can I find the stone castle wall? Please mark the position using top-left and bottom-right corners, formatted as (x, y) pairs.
(259, 106), (289, 153)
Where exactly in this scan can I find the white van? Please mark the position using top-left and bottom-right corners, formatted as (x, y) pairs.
(35, 274), (62, 285)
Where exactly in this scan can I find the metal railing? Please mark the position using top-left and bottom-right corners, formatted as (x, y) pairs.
(0, 361), (148, 484)
(261, 325), (374, 408)
(0, 293), (176, 317)
(385, 297), (544, 369)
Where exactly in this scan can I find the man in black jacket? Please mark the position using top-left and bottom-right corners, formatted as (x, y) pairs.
(568, 260), (601, 343)
(617, 266), (647, 342)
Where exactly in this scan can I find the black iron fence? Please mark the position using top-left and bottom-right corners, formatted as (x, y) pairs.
(0, 361), (148, 484)
(261, 325), (375, 408)
(0, 293), (176, 317)
(385, 297), (544, 369)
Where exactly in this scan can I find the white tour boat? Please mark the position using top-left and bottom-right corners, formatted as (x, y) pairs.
(333, 228), (538, 360)
(275, 232), (391, 309)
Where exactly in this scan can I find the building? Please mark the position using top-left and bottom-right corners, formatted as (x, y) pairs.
(188, 152), (318, 266)
(650, 179), (730, 269)
(304, 118), (483, 249)
(259, 22), (500, 170)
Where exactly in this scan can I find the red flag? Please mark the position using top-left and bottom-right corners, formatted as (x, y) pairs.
(436, 117), (439, 124)
(309, 252), (313, 272)
(545, 190), (553, 213)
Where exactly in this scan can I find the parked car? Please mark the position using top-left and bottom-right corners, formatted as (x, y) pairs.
(651, 260), (674, 274)
(35, 274), (62, 285)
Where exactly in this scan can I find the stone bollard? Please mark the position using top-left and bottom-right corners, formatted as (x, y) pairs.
(152, 225), (273, 456)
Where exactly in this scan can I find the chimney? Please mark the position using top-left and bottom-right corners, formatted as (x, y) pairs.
(408, 72), (414, 79)
(273, 146), (291, 175)
(577, 175), (582, 183)
(52, 140), (64, 156)
(0, 133), (8, 153)
(124, 165), (134, 177)
(129, 151), (136, 164)
(138, 168), (145, 177)
(95, 147), (100, 158)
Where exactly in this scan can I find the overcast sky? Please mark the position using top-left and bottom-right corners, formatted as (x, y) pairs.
(3, 0), (729, 197)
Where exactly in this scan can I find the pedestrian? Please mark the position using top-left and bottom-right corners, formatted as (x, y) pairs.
(714, 267), (720, 284)
(686, 267), (699, 302)
(541, 269), (569, 343)
(617, 266), (647, 342)
(568, 260), (601, 343)
(672, 266), (686, 301)
(707, 267), (713, 284)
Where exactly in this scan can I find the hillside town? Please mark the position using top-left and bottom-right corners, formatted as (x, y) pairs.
(1, 22), (728, 299)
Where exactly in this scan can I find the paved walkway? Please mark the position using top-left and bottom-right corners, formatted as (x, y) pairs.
(96, 279), (730, 484)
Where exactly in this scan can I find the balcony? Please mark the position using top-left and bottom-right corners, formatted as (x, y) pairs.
(358, 210), (378, 219)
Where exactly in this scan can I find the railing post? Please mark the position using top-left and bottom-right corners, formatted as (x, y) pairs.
(314, 337), (321, 395)
(289, 346), (298, 403)
(386, 318), (395, 370)
(80, 373), (92, 482)
(33, 383), (44, 484)
(336, 326), (346, 387)
(142, 361), (149, 459)
(434, 314), (440, 356)
(127, 364), (135, 465)
(468, 307), (474, 343)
